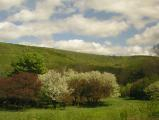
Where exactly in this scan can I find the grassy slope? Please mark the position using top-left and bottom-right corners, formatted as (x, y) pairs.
(0, 98), (158, 120)
(0, 42), (159, 76)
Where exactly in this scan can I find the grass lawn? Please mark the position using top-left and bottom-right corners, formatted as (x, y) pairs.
(0, 98), (158, 120)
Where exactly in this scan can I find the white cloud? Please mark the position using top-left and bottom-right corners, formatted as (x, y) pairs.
(0, 21), (61, 40)
(8, 10), (35, 22)
(0, 0), (24, 10)
(60, 15), (128, 37)
(75, 0), (159, 28)
(8, 0), (62, 22)
(1, 14), (128, 41)
(18, 39), (154, 56)
(0, 22), (22, 40)
(128, 23), (159, 45)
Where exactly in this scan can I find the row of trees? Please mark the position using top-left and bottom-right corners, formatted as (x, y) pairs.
(39, 70), (120, 106)
(0, 70), (120, 108)
(0, 52), (120, 108)
(0, 51), (158, 109)
(121, 75), (159, 100)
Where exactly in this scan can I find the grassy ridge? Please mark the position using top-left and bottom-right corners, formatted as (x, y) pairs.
(0, 42), (159, 78)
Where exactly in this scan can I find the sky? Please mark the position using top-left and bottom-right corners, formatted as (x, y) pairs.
(0, 0), (159, 56)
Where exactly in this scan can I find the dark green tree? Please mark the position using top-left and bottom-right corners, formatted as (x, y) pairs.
(12, 52), (47, 74)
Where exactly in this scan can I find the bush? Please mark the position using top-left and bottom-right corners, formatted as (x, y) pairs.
(130, 75), (159, 100)
(12, 52), (47, 74)
(66, 71), (120, 105)
(130, 79), (148, 100)
(0, 72), (42, 107)
(145, 81), (159, 100)
(39, 70), (120, 106)
(120, 83), (132, 97)
(39, 70), (71, 104)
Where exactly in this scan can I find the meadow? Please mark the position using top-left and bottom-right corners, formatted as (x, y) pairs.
(0, 98), (158, 120)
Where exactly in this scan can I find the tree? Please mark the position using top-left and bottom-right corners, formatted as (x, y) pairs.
(66, 71), (120, 105)
(129, 75), (159, 100)
(12, 52), (47, 74)
(39, 70), (120, 106)
(130, 79), (147, 99)
(145, 81), (159, 100)
(39, 70), (70, 104)
(0, 72), (42, 106)
(120, 83), (132, 97)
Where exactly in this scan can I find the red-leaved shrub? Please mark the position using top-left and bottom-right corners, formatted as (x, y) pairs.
(0, 72), (41, 106)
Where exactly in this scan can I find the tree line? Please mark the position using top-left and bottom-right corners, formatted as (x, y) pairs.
(0, 52), (158, 109)
(0, 52), (120, 109)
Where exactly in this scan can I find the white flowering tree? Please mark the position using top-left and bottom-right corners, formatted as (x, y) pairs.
(102, 72), (121, 97)
(39, 70), (70, 102)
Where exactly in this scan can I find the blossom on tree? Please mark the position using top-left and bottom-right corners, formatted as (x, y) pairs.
(39, 70), (70, 101)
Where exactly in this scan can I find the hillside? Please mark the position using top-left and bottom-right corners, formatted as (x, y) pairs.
(0, 42), (159, 84)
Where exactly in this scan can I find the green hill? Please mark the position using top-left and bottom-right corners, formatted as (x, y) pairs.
(0, 42), (159, 84)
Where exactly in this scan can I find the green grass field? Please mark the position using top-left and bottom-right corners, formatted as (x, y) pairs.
(0, 98), (158, 120)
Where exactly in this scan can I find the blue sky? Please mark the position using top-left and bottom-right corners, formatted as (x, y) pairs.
(0, 0), (159, 55)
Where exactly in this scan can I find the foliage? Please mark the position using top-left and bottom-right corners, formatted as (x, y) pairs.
(118, 59), (159, 85)
(39, 70), (70, 102)
(0, 72), (42, 106)
(39, 70), (120, 105)
(130, 75), (159, 99)
(145, 81), (159, 100)
(130, 79), (148, 100)
(66, 70), (120, 104)
(12, 52), (47, 74)
(120, 83), (132, 97)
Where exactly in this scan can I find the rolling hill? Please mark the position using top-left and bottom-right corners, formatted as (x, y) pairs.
(0, 42), (159, 84)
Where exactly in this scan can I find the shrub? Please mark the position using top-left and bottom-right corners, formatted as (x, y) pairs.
(130, 75), (159, 100)
(130, 79), (148, 100)
(66, 71), (120, 105)
(39, 70), (71, 103)
(0, 72), (42, 106)
(120, 83), (132, 97)
(145, 81), (159, 100)
(12, 52), (47, 74)
(39, 70), (120, 106)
